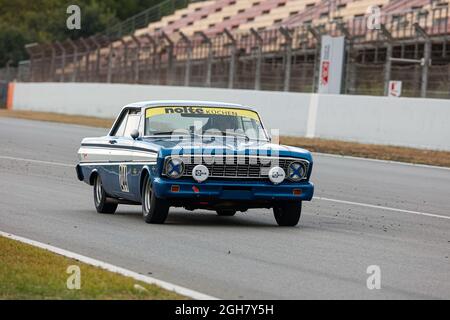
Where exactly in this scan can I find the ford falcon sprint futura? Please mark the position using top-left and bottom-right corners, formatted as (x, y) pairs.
(76, 101), (314, 226)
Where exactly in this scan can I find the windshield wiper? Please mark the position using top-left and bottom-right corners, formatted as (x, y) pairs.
(150, 131), (178, 136)
(216, 131), (251, 141)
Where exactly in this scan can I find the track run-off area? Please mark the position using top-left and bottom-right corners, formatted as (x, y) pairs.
(0, 117), (449, 299)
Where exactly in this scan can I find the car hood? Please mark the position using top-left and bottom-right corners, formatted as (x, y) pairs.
(140, 137), (313, 162)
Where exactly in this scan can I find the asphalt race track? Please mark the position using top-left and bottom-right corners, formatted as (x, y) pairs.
(0, 117), (449, 299)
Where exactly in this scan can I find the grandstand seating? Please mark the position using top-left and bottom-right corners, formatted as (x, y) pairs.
(24, 0), (450, 85)
(205, 0), (289, 34)
(134, 0), (448, 37)
(146, 1), (216, 34)
(82, 0), (450, 71)
(382, 0), (429, 14)
(239, 0), (321, 31)
(144, 0), (232, 35)
(174, 0), (256, 35)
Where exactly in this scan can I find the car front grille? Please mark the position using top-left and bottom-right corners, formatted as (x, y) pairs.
(165, 155), (309, 180)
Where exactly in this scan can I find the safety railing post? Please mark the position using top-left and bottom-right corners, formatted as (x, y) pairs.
(131, 35), (142, 83)
(414, 23), (431, 98)
(197, 31), (212, 87)
(161, 32), (174, 85)
(80, 38), (91, 82)
(337, 23), (353, 94)
(25, 43), (39, 82)
(67, 39), (78, 82)
(89, 36), (101, 82)
(120, 39), (129, 83)
(107, 42), (114, 83)
(49, 44), (56, 82)
(308, 26), (322, 93)
(224, 29), (236, 89)
(279, 27), (293, 92)
(380, 24), (393, 96)
(143, 34), (157, 84)
(54, 41), (66, 82)
(180, 32), (192, 87)
(250, 28), (263, 90)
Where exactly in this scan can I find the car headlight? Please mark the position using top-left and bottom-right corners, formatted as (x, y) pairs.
(287, 161), (306, 181)
(165, 158), (185, 179)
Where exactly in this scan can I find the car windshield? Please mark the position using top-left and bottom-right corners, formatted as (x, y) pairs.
(144, 106), (268, 141)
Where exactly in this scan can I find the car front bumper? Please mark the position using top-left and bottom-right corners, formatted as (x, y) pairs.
(152, 177), (314, 202)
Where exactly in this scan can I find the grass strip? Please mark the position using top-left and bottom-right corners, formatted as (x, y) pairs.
(0, 235), (186, 300)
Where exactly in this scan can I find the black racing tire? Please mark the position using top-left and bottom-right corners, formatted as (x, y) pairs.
(142, 175), (169, 224)
(273, 202), (302, 226)
(216, 209), (237, 216)
(93, 175), (118, 214)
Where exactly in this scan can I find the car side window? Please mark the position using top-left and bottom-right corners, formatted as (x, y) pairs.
(124, 111), (141, 137)
(111, 110), (129, 137)
(241, 117), (255, 131)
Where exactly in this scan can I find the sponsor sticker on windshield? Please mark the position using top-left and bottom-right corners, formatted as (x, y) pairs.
(146, 106), (260, 121)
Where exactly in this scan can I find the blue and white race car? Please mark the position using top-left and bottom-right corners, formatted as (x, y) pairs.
(76, 101), (314, 226)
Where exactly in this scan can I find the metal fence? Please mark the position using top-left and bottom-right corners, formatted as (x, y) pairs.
(5, 5), (450, 99)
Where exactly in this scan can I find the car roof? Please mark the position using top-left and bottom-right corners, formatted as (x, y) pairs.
(125, 100), (256, 111)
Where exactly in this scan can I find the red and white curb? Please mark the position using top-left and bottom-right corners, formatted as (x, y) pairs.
(0, 230), (218, 300)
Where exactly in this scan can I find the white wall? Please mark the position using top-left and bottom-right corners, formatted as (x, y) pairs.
(12, 82), (311, 137)
(314, 94), (450, 150)
(12, 82), (450, 151)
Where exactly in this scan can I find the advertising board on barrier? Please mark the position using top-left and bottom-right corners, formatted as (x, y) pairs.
(318, 36), (345, 95)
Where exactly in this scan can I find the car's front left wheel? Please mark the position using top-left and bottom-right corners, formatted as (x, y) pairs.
(142, 176), (169, 224)
(93, 175), (118, 214)
(216, 209), (237, 216)
(273, 202), (302, 226)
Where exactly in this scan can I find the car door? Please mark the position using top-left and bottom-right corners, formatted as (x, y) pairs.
(110, 108), (142, 200)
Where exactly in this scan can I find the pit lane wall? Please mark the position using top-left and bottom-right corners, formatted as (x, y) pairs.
(10, 82), (450, 151)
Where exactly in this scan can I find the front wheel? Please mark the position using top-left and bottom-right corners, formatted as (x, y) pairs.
(273, 202), (302, 226)
(216, 209), (237, 216)
(93, 175), (118, 214)
(142, 176), (169, 224)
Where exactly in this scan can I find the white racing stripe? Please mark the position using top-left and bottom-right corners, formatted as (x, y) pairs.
(315, 197), (450, 221)
(2, 155), (449, 221)
(0, 231), (218, 300)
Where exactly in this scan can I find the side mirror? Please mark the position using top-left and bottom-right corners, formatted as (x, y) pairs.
(266, 131), (272, 142)
(130, 129), (140, 140)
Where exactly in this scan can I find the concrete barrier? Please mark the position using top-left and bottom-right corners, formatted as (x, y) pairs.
(11, 82), (450, 151)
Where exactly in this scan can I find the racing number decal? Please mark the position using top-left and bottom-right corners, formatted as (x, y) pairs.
(119, 164), (129, 192)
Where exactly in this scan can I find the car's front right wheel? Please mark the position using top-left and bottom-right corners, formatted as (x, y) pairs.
(142, 175), (169, 224)
(273, 202), (302, 226)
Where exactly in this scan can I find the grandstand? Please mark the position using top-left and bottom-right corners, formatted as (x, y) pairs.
(10, 0), (450, 99)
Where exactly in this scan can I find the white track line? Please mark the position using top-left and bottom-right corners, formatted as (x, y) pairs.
(315, 197), (450, 221)
(0, 155), (73, 168)
(314, 152), (450, 171)
(0, 231), (218, 300)
(3, 155), (449, 221)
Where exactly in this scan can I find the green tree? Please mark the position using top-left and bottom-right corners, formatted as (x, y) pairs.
(0, 0), (167, 67)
